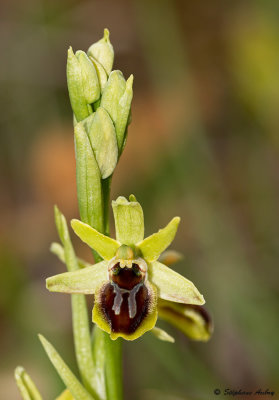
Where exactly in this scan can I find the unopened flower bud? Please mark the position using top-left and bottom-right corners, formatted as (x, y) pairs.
(88, 28), (114, 75)
(75, 50), (100, 104)
(101, 71), (134, 151)
(67, 47), (100, 122)
(84, 107), (118, 179)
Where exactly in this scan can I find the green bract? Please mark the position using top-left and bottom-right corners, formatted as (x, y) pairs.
(46, 196), (205, 341)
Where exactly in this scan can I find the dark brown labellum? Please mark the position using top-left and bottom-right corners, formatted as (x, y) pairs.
(100, 265), (151, 335)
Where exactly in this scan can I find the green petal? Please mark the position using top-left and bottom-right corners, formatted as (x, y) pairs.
(151, 327), (175, 343)
(85, 107), (118, 179)
(158, 300), (213, 342)
(149, 261), (205, 305)
(112, 196), (144, 246)
(46, 261), (108, 294)
(38, 335), (95, 400)
(137, 217), (180, 262)
(71, 219), (119, 260)
(14, 367), (42, 400)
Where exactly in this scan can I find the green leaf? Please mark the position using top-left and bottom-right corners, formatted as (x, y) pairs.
(88, 29), (114, 75)
(54, 206), (78, 272)
(14, 366), (42, 400)
(85, 108), (118, 179)
(151, 327), (175, 343)
(75, 50), (100, 104)
(38, 335), (95, 400)
(112, 196), (144, 246)
(71, 219), (119, 260)
(46, 261), (108, 294)
(91, 326), (107, 400)
(50, 242), (91, 269)
(137, 217), (180, 262)
(116, 74), (133, 152)
(149, 261), (205, 305)
(74, 122), (104, 234)
(67, 47), (90, 122)
(158, 300), (213, 342)
(53, 207), (97, 396)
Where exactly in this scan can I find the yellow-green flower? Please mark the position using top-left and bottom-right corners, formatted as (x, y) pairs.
(46, 196), (205, 341)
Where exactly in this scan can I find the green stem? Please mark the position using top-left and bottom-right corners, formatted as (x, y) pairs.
(100, 175), (123, 400)
(104, 335), (123, 400)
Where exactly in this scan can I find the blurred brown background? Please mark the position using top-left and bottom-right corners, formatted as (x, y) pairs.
(1, 0), (279, 399)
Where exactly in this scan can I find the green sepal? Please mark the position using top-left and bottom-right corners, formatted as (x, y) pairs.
(14, 366), (42, 400)
(88, 28), (114, 75)
(71, 219), (119, 260)
(67, 47), (90, 122)
(50, 242), (91, 269)
(74, 122), (104, 234)
(75, 50), (100, 104)
(89, 56), (108, 93)
(149, 261), (205, 305)
(151, 327), (175, 343)
(84, 107), (118, 179)
(38, 335), (95, 400)
(116, 74), (133, 152)
(137, 217), (180, 262)
(46, 260), (108, 294)
(112, 196), (144, 246)
(158, 300), (213, 342)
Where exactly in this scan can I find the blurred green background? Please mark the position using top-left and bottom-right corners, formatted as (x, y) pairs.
(1, 0), (279, 399)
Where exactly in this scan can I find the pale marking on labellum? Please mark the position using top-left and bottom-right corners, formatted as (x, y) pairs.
(127, 283), (142, 318)
(111, 282), (143, 319)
